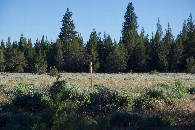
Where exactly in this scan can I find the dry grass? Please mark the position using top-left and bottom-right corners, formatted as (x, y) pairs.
(0, 72), (194, 88)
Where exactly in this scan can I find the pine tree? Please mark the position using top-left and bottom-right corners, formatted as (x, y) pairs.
(149, 18), (163, 71)
(170, 35), (183, 71)
(18, 34), (27, 52)
(106, 41), (127, 73)
(132, 28), (147, 72)
(54, 39), (64, 72)
(187, 14), (194, 58)
(160, 23), (174, 71)
(1, 40), (6, 54)
(0, 49), (5, 72)
(59, 8), (77, 45)
(122, 2), (139, 71)
(186, 56), (195, 73)
(6, 46), (26, 73)
(34, 50), (48, 74)
(99, 33), (113, 72)
(65, 36), (88, 72)
(25, 39), (36, 72)
(122, 2), (138, 42)
(86, 29), (99, 72)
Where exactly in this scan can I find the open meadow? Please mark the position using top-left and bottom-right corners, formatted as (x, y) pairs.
(0, 72), (194, 88)
(0, 73), (195, 129)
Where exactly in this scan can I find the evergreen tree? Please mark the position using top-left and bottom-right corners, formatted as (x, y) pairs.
(0, 49), (5, 72)
(18, 34), (27, 52)
(132, 28), (147, 72)
(64, 36), (88, 72)
(186, 14), (194, 58)
(160, 23), (174, 71)
(6, 46), (26, 73)
(25, 39), (36, 72)
(121, 2), (139, 71)
(34, 50), (48, 74)
(99, 33), (113, 72)
(191, 26), (195, 58)
(34, 39), (42, 53)
(169, 36), (183, 71)
(86, 29), (99, 72)
(186, 56), (195, 73)
(1, 40), (6, 54)
(59, 8), (77, 45)
(122, 2), (138, 42)
(149, 18), (163, 71)
(54, 39), (64, 72)
(106, 41), (127, 73)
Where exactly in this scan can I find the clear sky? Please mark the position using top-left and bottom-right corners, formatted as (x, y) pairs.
(0, 0), (194, 44)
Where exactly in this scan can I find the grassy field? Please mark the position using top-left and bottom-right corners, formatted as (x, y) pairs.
(0, 73), (195, 129)
(0, 72), (194, 88)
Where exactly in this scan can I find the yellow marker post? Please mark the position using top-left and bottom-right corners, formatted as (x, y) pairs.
(90, 62), (93, 88)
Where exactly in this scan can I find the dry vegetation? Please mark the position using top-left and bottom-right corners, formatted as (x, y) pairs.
(0, 72), (194, 88)
(0, 72), (195, 129)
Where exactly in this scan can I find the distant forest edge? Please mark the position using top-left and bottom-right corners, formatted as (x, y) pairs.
(0, 2), (194, 73)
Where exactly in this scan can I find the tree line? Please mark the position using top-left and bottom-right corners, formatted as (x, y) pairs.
(0, 2), (194, 74)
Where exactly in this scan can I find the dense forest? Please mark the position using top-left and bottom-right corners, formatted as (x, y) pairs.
(0, 2), (194, 73)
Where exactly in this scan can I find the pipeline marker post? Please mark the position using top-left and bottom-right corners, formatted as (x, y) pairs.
(90, 62), (93, 88)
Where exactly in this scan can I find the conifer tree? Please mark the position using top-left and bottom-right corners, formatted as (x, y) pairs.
(34, 49), (48, 74)
(99, 33), (113, 72)
(132, 28), (147, 72)
(54, 39), (64, 72)
(159, 23), (174, 71)
(149, 18), (163, 71)
(186, 14), (194, 58)
(169, 36), (183, 71)
(106, 41), (127, 72)
(6, 45), (26, 72)
(59, 8), (77, 46)
(18, 34), (27, 52)
(122, 2), (139, 71)
(86, 29), (99, 72)
(1, 40), (6, 54)
(0, 49), (5, 72)
(25, 39), (36, 72)
(65, 36), (88, 72)
(186, 56), (195, 73)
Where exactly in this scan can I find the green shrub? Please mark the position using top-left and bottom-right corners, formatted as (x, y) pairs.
(110, 112), (166, 129)
(12, 93), (47, 113)
(0, 113), (11, 128)
(79, 85), (128, 117)
(150, 70), (159, 74)
(49, 66), (59, 77)
(187, 87), (195, 94)
(186, 56), (195, 73)
(49, 80), (89, 103)
(11, 112), (37, 129)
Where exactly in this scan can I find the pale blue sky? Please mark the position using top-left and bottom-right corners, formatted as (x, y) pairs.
(0, 0), (194, 44)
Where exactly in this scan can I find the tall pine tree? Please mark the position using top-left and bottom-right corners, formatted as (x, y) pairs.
(122, 2), (139, 71)
(0, 49), (5, 72)
(86, 29), (99, 72)
(132, 28), (147, 72)
(34, 49), (48, 74)
(169, 35), (183, 72)
(106, 41), (127, 73)
(54, 39), (64, 72)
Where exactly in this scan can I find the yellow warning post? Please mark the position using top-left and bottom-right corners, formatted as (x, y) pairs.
(90, 62), (93, 88)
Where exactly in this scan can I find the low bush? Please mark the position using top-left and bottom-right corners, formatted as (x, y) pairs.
(49, 66), (59, 77)
(79, 85), (128, 117)
(110, 112), (166, 129)
(187, 87), (195, 94)
(49, 80), (89, 103)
